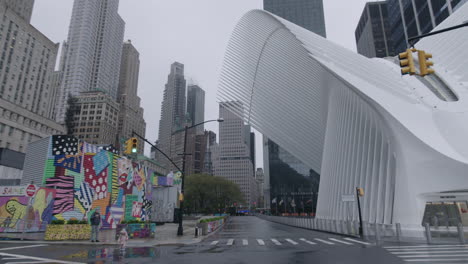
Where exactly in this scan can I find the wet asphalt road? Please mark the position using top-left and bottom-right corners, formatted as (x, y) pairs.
(0, 216), (466, 264)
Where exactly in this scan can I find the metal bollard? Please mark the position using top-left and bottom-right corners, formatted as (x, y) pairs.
(457, 223), (465, 244)
(396, 223), (402, 241)
(424, 222), (432, 244)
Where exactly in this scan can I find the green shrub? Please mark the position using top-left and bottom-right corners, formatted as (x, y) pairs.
(67, 219), (80, 225)
(50, 219), (65, 225)
(79, 220), (88, 224)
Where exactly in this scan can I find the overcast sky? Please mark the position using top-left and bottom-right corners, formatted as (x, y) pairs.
(31, 0), (373, 169)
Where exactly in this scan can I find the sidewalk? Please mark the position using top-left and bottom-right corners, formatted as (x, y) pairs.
(0, 220), (204, 247)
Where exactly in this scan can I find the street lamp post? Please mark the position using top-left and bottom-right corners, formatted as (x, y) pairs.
(177, 118), (224, 236)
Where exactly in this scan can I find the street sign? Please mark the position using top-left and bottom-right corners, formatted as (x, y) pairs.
(341, 194), (355, 202)
(26, 184), (37, 197)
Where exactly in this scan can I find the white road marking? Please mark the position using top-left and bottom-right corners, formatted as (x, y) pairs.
(256, 239), (265, 245)
(271, 239), (282, 245)
(384, 244), (468, 249)
(404, 260), (468, 263)
(400, 254), (468, 258)
(314, 238), (334, 245)
(299, 238), (316, 245)
(329, 238), (353, 245)
(242, 239), (248, 246)
(0, 245), (47, 251)
(227, 239), (234, 246)
(285, 238), (298, 245)
(387, 247), (468, 251)
(210, 241), (219, 245)
(0, 252), (84, 264)
(343, 238), (371, 245)
(392, 250), (468, 254)
(5, 261), (49, 264)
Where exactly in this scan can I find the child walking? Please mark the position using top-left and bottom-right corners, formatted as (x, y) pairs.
(118, 228), (129, 250)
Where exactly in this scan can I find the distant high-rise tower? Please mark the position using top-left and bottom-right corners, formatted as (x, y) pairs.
(263, 0), (327, 37)
(213, 102), (256, 206)
(156, 62), (187, 169)
(116, 40), (146, 153)
(55, 0), (125, 123)
(187, 85), (205, 134)
(387, 0), (467, 54)
(355, 1), (395, 58)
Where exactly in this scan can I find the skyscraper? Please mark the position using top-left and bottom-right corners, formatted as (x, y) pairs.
(156, 62), (187, 169)
(116, 40), (146, 153)
(263, 0), (326, 37)
(187, 85), (205, 134)
(387, 0), (467, 54)
(213, 102), (256, 206)
(56, 0), (125, 123)
(355, 1), (395, 58)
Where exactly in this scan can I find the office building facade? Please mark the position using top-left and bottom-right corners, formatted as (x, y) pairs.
(388, 0), (467, 53)
(0, 1), (65, 153)
(356, 1), (395, 58)
(56, 0), (125, 123)
(213, 102), (256, 206)
(263, 0), (326, 37)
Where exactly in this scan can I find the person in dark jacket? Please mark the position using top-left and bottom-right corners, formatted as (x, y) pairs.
(90, 211), (101, 242)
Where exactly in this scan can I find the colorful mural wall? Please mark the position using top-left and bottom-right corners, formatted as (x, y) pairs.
(0, 187), (55, 232)
(18, 135), (177, 230)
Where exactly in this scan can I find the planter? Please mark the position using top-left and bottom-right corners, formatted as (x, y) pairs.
(116, 223), (156, 239)
(44, 224), (91, 241)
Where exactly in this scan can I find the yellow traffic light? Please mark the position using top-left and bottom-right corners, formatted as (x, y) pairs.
(399, 49), (416, 75)
(418, 50), (435, 77)
(124, 137), (138, 154)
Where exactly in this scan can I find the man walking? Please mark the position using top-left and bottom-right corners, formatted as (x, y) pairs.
(90, 211), (101, 242)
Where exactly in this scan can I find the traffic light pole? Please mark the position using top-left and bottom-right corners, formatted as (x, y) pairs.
(356, 187), (363, 238)
(408, 21), (468, 47)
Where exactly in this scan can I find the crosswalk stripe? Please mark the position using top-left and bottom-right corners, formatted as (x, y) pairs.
(210, 241), (219, 245)
(285, 238), (298, 245)
(329, 238), (353, 245)
(400, 254), (468, 258)
(299, 238), (316, 245)
(0, 252), (84, 264)
(343, 237), (371, 245)
(392, 250), (468, 254)
(227, 239), (234, 246)
(257, 239), (265, 246)
(314, 238), (334, 245)
(242, 239), (248, 246)
(384, 244), (468, 249)
(271, 239), (282, 245)
(404, 259), (468, 262)
(0, 245), (47, 251)
(387, 247), (468, 251)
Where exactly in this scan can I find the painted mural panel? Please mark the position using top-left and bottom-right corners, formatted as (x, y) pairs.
(0, 188), (55, 232)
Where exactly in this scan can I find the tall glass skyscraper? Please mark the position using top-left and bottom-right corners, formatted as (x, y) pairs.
(263, 0), (326, 37)
(355, 1), (395, 58)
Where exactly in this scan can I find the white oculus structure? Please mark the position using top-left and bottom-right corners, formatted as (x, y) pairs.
(217, 5), (468, 237)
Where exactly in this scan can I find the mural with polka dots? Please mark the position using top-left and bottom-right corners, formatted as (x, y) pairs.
(42, 135), (169, 228)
